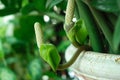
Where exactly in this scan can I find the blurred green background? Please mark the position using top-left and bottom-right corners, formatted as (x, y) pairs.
(0, 0), (75, 80)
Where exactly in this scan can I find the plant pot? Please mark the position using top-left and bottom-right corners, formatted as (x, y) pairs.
(65, 44), (120, 80)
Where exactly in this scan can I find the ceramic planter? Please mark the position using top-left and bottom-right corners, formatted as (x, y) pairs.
(65, 44), (120, 80)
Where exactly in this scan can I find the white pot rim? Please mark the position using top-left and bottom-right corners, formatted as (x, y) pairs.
(65, 44), (120, 80)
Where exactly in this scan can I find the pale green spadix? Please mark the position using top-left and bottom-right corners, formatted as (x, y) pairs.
(34, 22), (61, 71)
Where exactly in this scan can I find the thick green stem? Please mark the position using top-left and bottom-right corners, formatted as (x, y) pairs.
(75, 0), (104, 52)
(83, 0), (113, 52)
(106, 13), (117, 27)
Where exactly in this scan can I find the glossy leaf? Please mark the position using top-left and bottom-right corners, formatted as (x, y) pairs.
(76, 0), (104, 52)
(0, 40), (4, 59)
(33, 0), (47, 12)
(0, 27), (6, 38)
(0, 7), (19, 16)
(0, 67), (16, 80)
(91, 0), (119, 12)
(1, 0), (22, 8)
(21, 4), (35, 14)
(28, 59), (43, 80)
(14, 15), (44, 42)
(47, 0), (63, 9)
(56, 0), (67, 10)
(46, 12), (64, 22)
(57, 40), (70, 53)
(75, 20), (88, 45)
(46, 0), (52, 8)
(9, 0), (18, 8)
(17, 0), (22, 8)
(113, 16), (120, 52)
(117, 0), (120, 10)
(11, 41), (26, 54)
(1, 0), (9, 7)
(39, 44), (61, 71)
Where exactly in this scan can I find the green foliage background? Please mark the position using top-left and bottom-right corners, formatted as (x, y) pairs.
(0, 0), (71, 80)
(0, 0), (120, 80)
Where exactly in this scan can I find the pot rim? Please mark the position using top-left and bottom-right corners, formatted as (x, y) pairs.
(65, 44), (120, 80)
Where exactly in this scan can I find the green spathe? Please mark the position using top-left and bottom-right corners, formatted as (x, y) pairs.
(66, 19), (88, 46)
(39, 44), (61, 71)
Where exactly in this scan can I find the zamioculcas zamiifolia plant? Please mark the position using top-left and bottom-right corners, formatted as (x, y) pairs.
(34, 22), (90, 71)
(34, 0), (120, 76)
(34, 0), (92, 72)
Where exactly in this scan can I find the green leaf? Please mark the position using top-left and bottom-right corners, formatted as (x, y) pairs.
(14, 15), (44, 42)
(39, 44), (61, 71)
(28, 59), (43, 80)
(11, 41), (26, 54)
(1, 0), (22, 8)
(56, 0), (67, 10)
(21, 4), (35, 14)
(117, 0), (120, 10)
(8, 0), (18, 8)
(1, 0), (9, 7)
(76, 0), (104, 52)
(91, 0), (119, 13)
(0, 7), (19, 16)
(21, 0), (29, 7)
(16, 0), (22, 8)
(46, 0), (52, 8)
(47, 0), (63, 9)
(44, 26), (55, 41)
(0, 40), (4, 59)
(75, 20), (88, 44)
(46, 12), (64, 22)
(57, 40), (70, 53)
(113, 16), (120, 52)
(0, 67), (16, 80)
(0, 27), (6, 38)
(83, 0), (113, 51)
(33, 0), (47, 12)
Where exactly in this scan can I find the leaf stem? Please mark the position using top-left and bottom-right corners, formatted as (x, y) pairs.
(82, 0), (113, 52)
(75, 0), (104, 52)
(57, 45), (91, 70)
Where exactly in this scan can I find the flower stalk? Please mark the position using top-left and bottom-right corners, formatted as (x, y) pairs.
(34, 22), (43, 48)
(64, 0), (75, 32)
